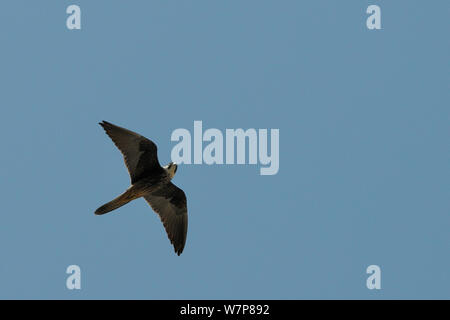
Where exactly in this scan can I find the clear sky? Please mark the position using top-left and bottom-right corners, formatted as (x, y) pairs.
(0, 1), (448, 299)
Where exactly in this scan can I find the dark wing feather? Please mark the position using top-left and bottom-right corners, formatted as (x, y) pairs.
(99, 121), (163, 184)
(143, 183), (188, 255)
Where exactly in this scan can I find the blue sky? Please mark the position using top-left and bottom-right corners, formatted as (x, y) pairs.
(0, 1), (448, 299)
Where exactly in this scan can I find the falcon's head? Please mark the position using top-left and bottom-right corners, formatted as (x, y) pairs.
(164, 162), (178, 179)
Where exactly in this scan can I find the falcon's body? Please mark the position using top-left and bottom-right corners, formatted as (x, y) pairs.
(95, 121), (188, 255)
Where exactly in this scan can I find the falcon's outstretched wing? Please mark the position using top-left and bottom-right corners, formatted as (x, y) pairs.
(99, 121), (163, 184)
(143, 183), (188, 255)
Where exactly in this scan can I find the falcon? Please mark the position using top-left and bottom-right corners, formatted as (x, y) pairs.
(95, 121), (188, 255)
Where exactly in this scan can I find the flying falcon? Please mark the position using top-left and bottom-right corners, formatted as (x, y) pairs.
(95, 121), (188, 255)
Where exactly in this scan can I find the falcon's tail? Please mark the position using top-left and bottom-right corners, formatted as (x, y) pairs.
(95, 188), (137, 215)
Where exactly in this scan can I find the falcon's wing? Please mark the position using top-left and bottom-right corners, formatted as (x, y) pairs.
(99, 121), (163, 184)
(143, 183), (188, 255)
